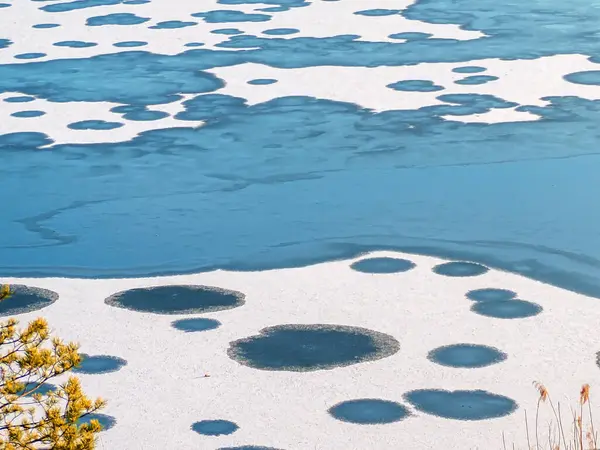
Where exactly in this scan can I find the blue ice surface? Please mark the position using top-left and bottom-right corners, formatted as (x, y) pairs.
(41, 0), (129, 12)
(53, 41), (98, 48)
(389, 32), (432, 40)
(354, 9), (400, 17)
(4, 96), (35, 103)
(564, 71), (600, 86)
(0, 3), (10, 8)
(11, 110), (45, 118)
(110, 104), (169, 120)
(14, 53), (46, 60)
(404, 389), (517, 420)
(33, 23), (61, 29)
(217, 0), (308, 8)
(453, 66), (487, 74)
(73, 354), (128, 374)
(387, 80), (444, 92)
(150, 21), (197, 29)
(247, 78), (277, 85)
(328, 399), (410, 424)
(471, 300), (543, 319)
(192, 10), (272, 23)
(350, 257), (415, 274)
(4, 1), (600, 302)
(466, 288), (517, 302)
(455, 75), (499, 85)
(428, 344), (507, 368)
(67, 120), (124, 130)
(211, 28), (244, 35)
(0, 39), (11, 49)
(87, 13), (149, 26)
(263, 28), (299, 35)
(77, 414), (116, 431)
(185, 42), (204, 47)
(192, 420), (238, 436)
(171, 318), (221, 332)
(433, 262), (489, 277)
(113, 41), (147, 47)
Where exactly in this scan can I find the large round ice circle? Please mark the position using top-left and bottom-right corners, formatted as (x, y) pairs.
(0, 285), (58, 317)
(228, 324), (400, 372)
(104, 285), (245, 315)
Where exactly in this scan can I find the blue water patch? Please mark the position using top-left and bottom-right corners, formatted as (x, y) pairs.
(114, 41), (147, 47)
(466, 288), (517, 302)
(428, 344), (507, 368)
(404, 389), (517, 420)
(452, 66), (487, 74)
(228, 324), (399, 372)
(4, 96), (35, 103)
(192, 10), (272, 23)
(0, 39), (11, 49)
(11, 110), (46, 118)
(389, 32), (432, 40)
(185, 42), (204, 47)
(455, 75), (499, 85)
(564, 71), (600, 86)
(192, 420), (239, 436)
(33, 23), (61, 29)
(171, 317), (221, 332)
(354, 9), (400, 17)
(123, 0), (148, 3)
(105, 285), (245, 315)
(14, 53), (46, 60)
(53, 41), (98, 48)
(0, 3), (10, 8)
(263, 28), (299, 35)
(41, 0), (128, 12)
(121, 109), (169, 121)
(350, 257), (415, 274)
(211, 28), (244, 35)
(387, 80), (444, 92)
(73, 354), (128, 374)
(328, 399), (410, 424)
(0, 285), (58, 317)
(433, 262), (489, 277)
(471, 300), (543, 319)
(78, 413), (117, 431)
(87, 13), (150, 26)
(19, 382), (57, 397)
(247, 78), (277, 85)
(68, 120), (124, 130)
(150, 21), (197, 29)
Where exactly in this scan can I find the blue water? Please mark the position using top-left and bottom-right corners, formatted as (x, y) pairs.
(192, 10), (272, 23)
(53, 41), (98, 48)
(150, 21), (197, 29)
(105, 285), (246, 314)
(227, 324), (399, 372)
(433, 262), (489, 277)
(387, 80), (444, 92)
(2, 0), (600, 303)
(404, 389), (517, 420)
(455, 75), (499, 85)
(247, 78), (278, 85)
(0, 285), (58, 317)
(471, 299), (543, 319)
(466, 288), (517, 302)
(171, 317), (221, 332)
(11, 110), (46, 118)
(328, 399), (410, 424)
(350, 257), (416, 274)
(192, 420), (239, 436)
(427, 344), (507, 368)
(73, 354), (128, 374)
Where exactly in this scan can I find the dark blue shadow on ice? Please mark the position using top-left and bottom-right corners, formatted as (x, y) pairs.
(433, 262), (489, 277)
(73, 354), (128, 374)
(192, 420), (239, 436)
(105, 285), (245, 314)
(77, 413), (116, 431)
(228, 324), (399, 372)
(328, 399), (410, 424)
(171, 317), (221, 332)
(466, 288), (517, 302)
(19, 382), (57, 397)
(428, 344), (507, 368)
(0, 285), (58, 317)
(471, 299), (542, 319)
(350, 257), (415, 274)
(404, 389), (517, 420)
